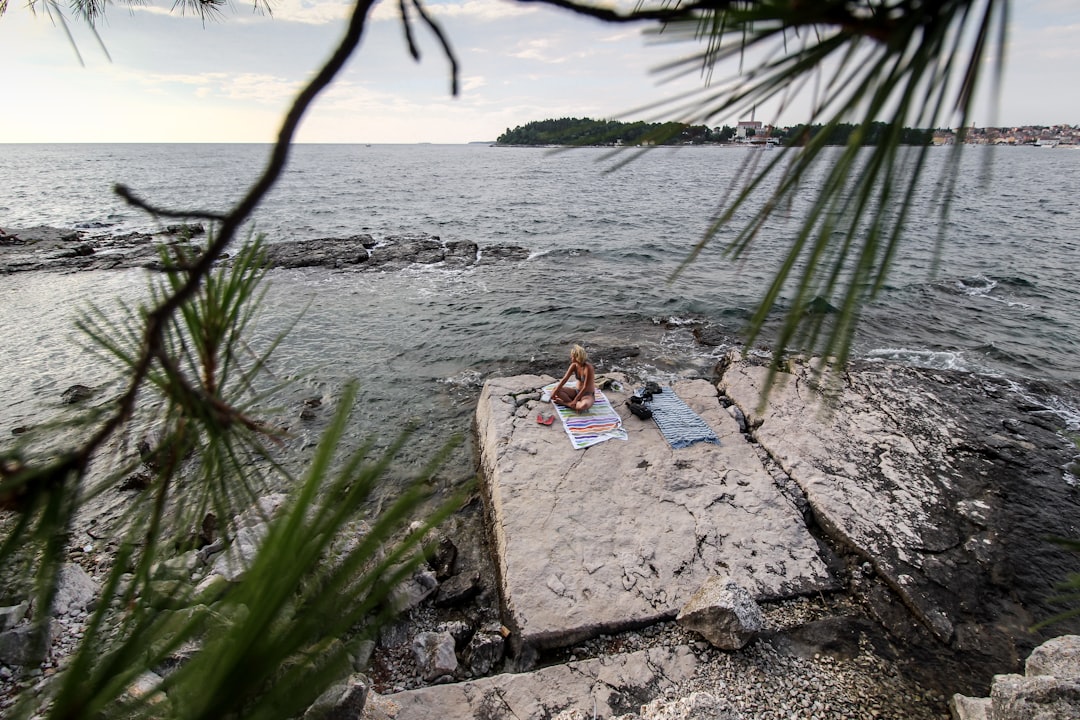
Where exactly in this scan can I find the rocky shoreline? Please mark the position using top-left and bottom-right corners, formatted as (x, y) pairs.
(3, 228), (1080, 718)
(0, 225), (531, 274)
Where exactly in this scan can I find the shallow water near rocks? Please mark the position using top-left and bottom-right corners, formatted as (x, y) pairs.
(2, 143), (1079, 494)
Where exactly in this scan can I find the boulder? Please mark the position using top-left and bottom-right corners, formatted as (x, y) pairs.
(675, 577), (763, 650)
(949, 694), (991, 720)
(210, 522), (269, 582)
(1027, 635), (1080, 679)
(989, 674), (1080, 719)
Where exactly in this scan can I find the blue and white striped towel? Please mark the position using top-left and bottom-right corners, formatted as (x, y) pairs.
(644, 387), (720, 449)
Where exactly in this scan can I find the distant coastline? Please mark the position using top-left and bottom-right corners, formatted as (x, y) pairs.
(495, 117), (1080, 148)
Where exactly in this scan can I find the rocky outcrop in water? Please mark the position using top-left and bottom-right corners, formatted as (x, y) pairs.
(0, 226), (529, 274)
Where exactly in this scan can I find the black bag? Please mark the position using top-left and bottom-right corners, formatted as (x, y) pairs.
(628, 396), (653, 420)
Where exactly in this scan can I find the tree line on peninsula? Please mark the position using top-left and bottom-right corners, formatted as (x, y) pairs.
(496, 117), (934, 147)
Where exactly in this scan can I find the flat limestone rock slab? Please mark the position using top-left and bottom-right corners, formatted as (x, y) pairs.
(476, 374), (836, 650)
(719, 355), (1080, 664)
(369, 645), (698, 720)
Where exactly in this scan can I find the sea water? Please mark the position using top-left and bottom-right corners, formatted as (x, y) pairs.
(2, 143), (1079, 485)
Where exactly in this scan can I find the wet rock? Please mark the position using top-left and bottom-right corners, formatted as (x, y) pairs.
(165, 223), (205, 236)
(61, 384), (93, 404)
(676, 578), (763, 650)
(476, 244), (530, 264)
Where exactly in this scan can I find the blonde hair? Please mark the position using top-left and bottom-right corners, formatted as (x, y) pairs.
(571, 344), (588, 364)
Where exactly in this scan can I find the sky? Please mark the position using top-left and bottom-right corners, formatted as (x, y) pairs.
(2, 0), (1078, 144)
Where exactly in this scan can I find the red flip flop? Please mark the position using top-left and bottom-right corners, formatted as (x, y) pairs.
(537, 412), (554, 426)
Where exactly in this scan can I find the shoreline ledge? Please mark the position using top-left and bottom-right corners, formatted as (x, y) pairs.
(475, 372), (838, 651)
(374, 351), (1080, 718)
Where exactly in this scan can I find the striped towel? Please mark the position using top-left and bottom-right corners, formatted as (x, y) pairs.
(644, 387), (720, 449)
(543, 383), (628, 450)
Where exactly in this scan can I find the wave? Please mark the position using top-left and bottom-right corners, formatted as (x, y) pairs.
(865, 347), (972, 372)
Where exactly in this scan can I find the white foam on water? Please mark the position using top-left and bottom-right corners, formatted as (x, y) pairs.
(866, 347), (971, 372)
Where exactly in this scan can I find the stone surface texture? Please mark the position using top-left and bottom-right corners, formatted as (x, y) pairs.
(956, 635), (1080, 719)
(367, 646), (698, 720)
(476, 374), (836, 649)
(675, 577), (764, 650)
(719, 354), (1080, 670)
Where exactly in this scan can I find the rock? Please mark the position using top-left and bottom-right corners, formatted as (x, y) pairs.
(772, 615), (887, 662)
(433, 571), (480, 608)
(0, 624), (48, 666)
(0, 601), (29, 632)
(464, 630), (504, 676)
(125, 671), (169, 709)
(261, 236), (374, 269)
(720, 352), (1080, 684)
(0, 226), (529, 275)
(1027, 635), (1080, 679)
(382, 645), (698, 720)
(60, 384), (93, 404)
(438, 621), (472, 650)
(165, 223), (205, 236)
(304, 673), (369, 720)
(675, 577), (763, 650)
(476, 244), (530, 264)
(61, 243), (95, 257)
(210, 522), (269, 582)
(989, 673), (1080, 719)
(633, 691), (727, 720)
(949, 635), (1080, 719)
(949, 693), (991, 720)
(411, 631), (458, 681)
(475, 373), (834, 650)
(51, 563), (98, 616)
(429, 536), (457, 580)
(390, 568), (438, 613)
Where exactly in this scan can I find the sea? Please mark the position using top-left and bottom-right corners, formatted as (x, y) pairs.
(2, 143), (1079, 494)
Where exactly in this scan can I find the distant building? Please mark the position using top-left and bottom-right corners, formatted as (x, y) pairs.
(736, 121), (763, 141)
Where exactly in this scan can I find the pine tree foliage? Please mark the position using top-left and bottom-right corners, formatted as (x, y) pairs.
(1, 0), (1017, 716)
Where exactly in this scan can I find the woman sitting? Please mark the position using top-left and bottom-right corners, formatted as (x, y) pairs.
(552, 344), (596, 412)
